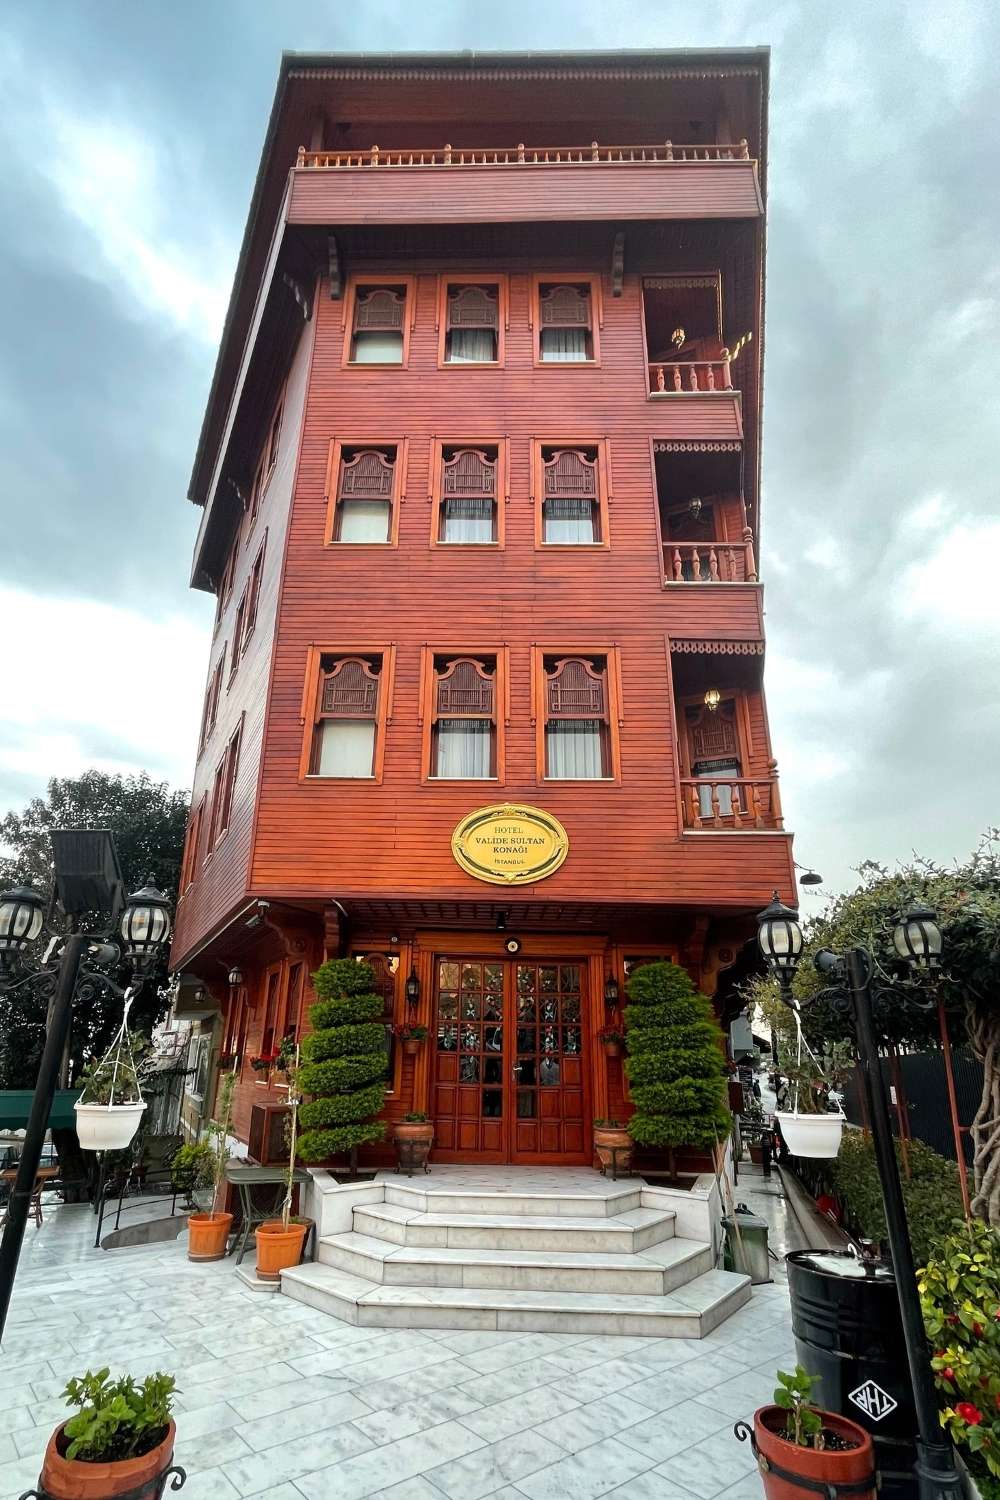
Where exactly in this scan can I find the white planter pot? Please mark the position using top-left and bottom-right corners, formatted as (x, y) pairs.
(74, 1101), (146, 1151)
(776, 1110), (844, 1159)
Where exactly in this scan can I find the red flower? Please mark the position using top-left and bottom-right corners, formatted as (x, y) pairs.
(943, 1368), (955, 1382)
(947, 1315), (960, 1326)
(973, 1323), (985, 1338)
(956, 1403), (983, 1426)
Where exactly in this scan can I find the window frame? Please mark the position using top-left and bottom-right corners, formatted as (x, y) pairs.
(351, 949), (401, 1096)
(212, 717), (243, 849)
(179, 797), (205, 894)
(342, 275), (416, 369)
(324, 438), (406, 549)
(299, 643), (397, 783)
(428, 438), (508, 549)
(199, 655), (225, 755)
(242, 532), (267, 651)
(531, 645), (624, 784)
(531, 437), (612, 551)
(229, 589), (248, 683)
(245, 383), (285, 541)
(419, 646), (510, 784)
(530, 273), (602, 368)
(435, 274), (508, 369)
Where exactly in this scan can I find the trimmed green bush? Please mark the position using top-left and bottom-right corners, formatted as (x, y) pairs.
(829, 1131), (964, 1268)
(296, 958), (386, 1164)
(623, 961), (730, 1150)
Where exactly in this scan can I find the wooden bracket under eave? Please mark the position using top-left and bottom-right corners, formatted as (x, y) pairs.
(323, 902), (348, 958)
(611, 232), (625, 298)
(282, 273), (312, 321)
(328, 235), (342, 299)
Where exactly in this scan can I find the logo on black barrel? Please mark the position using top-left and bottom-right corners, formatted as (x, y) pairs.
(849, 1380), (898, 1421)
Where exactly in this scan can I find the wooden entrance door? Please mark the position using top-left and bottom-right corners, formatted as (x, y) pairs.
(431, 956), (589, 1164)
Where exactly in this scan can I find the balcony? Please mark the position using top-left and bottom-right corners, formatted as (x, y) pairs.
(680, 772), (783, 832)
(664, 538), (757, 585)
(649, 358), (733, 395)
(287, 140), (763, 228)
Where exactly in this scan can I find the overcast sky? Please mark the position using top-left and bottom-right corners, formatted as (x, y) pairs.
(1, 0), (997, 898)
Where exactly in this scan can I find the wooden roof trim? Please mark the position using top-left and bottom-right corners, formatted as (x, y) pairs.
(670, 639), (764, 655)
(288, 65), (764, 82)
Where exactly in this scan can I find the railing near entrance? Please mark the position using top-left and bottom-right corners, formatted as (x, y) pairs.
(681, 773), (783, 830)
(296, 140), (752, 170)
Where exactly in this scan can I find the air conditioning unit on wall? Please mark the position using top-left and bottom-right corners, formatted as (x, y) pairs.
(247, 1102), (291, 1166)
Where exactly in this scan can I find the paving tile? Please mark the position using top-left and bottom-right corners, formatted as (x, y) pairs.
(229, 1373), (364, 1423)
(459, 1384), (582, 1444)
(364, 1480), (455, 1500)
(234, 1390), (372, 1451)
(293, 1420), (486, 1500)
(515, 1436), (656, 1500)
(655, 1426), (759, 1499)
(548, 1358), (651, 1403)
(458, 1359), (565, 1406)
(426, 1428), (566, 1500)
(689, 1370), (776, 1421)
(350, 1358), (480, 1412)
(166, 1467), (243, 1499)
(351, 1386), (484, 1445)
(616, 1399), (733, 1465)
(605, 1476), (700, 1500)
(224, 1422), (374, 1496)
(537, 1389), (658, 1454)
(172, 1425), (255, 1470)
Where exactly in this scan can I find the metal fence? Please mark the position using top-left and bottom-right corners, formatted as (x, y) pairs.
(841, 1048), (981, 1166)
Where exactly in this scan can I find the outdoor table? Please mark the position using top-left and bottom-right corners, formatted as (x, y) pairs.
(224, 1163), (311, 1266)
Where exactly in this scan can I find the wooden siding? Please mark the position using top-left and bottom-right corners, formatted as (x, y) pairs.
(288, 161), (762, 226)
(236, 264), (791, 917)
(170, 308), (317, 966)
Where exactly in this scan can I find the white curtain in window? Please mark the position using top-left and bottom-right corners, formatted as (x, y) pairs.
(352, 331), (403, 363)
(442, 498), (494, 543)
(338, 500), (390, 543)
(543, 498), (596, 544)
(447, 328), (496, 362)
(546, 720), (603, 778)
(696, 759), (740, 818)
(317, 719), (376, 777)
(435, 719), (492, 778)
(540, 328), (588, 362)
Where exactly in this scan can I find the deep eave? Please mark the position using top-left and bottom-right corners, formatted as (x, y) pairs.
(187, 45), (770, 513)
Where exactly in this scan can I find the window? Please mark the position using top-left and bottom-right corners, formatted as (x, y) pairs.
(206, 751), (227, 854)
(212, 720), (242, 845)
(284, 962), (307, 1044)
(439, 281), (504, 365)
(200, 656), (224, 752)
(345, 281), (412, 365)
(543, 657), (611, 778)
(353, 952), (399, 1093)
(246, 386), (283, 537)
(179, 799), (205, 891)
(221, 540), (238, 606)
(309, 654), (382, 778)
(243, 535), (266, 646)
(259, 965), (282, 1066)
(326, 443), (399, 545)
(230, 591), (248, 681)
(532, 440), (610, 547)
(532, 276), (600, 364)
(430, 657), (496, 778)
(684, 697), (743, 818)
(437, 445), (500, 544)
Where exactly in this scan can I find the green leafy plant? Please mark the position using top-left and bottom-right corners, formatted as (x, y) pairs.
(593, 1118), (626, 1129)
(297, 959), (386, 1162)
(598, 1027), (625, 1048)
(403, 1112), (429, 1123)
(170, 1141), (214, 1199)
(76, 1034), (151, 1106)
(830, 1132), (964, 1268)
(61, 1368), (176, 1463)
(773, 1366), (825, 1449)
(623, 961), (731, 1154)
(920, 1219), (1000, 1477)
(781, 1041), (853, 1116)
(395, 1023), (428, 1043)
(204, 1069), (237, 1211)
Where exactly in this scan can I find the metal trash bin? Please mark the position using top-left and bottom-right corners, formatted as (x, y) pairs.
(722, 1203), (771, 1284)
(787, 1248), (917, 1500)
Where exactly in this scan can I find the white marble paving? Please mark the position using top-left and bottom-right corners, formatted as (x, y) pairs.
(0, 1197), (794, 1500)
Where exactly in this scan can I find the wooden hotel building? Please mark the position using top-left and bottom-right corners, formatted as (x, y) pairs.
(171, 48), (794, 1173)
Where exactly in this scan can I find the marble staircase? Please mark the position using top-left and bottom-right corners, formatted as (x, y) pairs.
(280, 1166), (751, 1337)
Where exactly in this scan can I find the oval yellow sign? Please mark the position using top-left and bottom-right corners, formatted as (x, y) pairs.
(451, 803), (569, 886)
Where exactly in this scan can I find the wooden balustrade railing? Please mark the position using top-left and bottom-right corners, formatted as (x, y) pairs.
(681, 774), (783, 831)
(664, 538), (757, 584)
(295, 140), (752, 170)
(649, 360), (733, 394)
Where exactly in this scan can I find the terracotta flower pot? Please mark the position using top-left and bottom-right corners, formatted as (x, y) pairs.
(37, 1417), (178, 1499)
(255, 1218), (310, 1280)
(602, 1040), (622, 1059)
(187, 1210), (233, 1262)
(593, 1125), (633, 1174)
(401, 1037), (421, 1057)
(745, 1405), (876, 1500)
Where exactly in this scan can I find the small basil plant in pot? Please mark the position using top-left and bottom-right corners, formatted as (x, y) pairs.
(735, 1365), (876, 1500)
(26, 1366), (184, 1500)
(396, 1023), (429, 1058)
(186, 1069), (237, 1262)
(255, 1042), (313, 1281)
(393, 1112), (434, 1175)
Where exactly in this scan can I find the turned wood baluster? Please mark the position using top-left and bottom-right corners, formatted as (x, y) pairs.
(671, 365), (682, 391)
(706, 364), (715, 391)
(655, 366), (666, 391)
(691, 546), (702, 581)
(740, 138), (750, 159)
(296, 146), (306, 168)
(751, 784), (764, 829)
(732, 785), (743, 828)
(708, 547), (719, 581)
(672, 548), (683, 582)
(689, 784), (702, 830)
(688, 366), (699, 391)
(743, 528), (757, 582)
(371, 145), (380, 166)
(769, 761), (784, 828)
(710, 784), (722, 828)
(664, 139), (673, 160)
(592, 140), (600, 161)
(517, 142), (525, 163)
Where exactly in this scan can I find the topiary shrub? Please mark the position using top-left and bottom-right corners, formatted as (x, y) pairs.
(623, 961), (730, 1152)
(296, 958), (386, 1162)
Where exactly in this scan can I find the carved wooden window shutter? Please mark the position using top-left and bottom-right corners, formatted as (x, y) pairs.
(686, 700), (742, 775)
(435, 658), (496, 719)
(540, 284), (590, 328)
(353, 288), (405, 332)
(543, 449), (597, 499)
(431, 657), (496, 778)
(546, 658), (607, 719)
(440, 447), (497, 543)
(338, 449), (395, 501)
(447, 286), (498, 331)
(318, 657), (380, 721)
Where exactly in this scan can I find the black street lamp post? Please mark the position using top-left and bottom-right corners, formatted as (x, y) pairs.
(0, 836), (172, 1342)
(756, 894), (961, 1500)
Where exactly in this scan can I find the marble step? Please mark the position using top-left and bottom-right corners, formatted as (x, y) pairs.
(352, 1202), (676, 1254)
(384, 1179), (643, 1219)
(318, 1230), (712, 1295)
(280, 1261), (751, 1337)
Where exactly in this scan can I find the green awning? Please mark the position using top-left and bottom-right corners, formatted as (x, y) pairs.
(0, 1090), (82, 1132)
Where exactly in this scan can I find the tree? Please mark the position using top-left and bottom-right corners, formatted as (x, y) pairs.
(0, 770), (189, 1089)
(746, 834), (1000, 1226)
(296, 958), (386, 1164)
(623, 960), (731, 1163)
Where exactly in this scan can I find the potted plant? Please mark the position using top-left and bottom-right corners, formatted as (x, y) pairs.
(170, 1140), (215, 1211)
(593, 1119), (633, 1175)
(393, 1111), (434, 1174)
(296, 958), (386, 1167)
(255, 1044), (312, 1280)
(74, 1030), (151, 1152)
(736, 1365), (876, 1500)
(396, 1023), (428, 1058)
(775, 1041), (851, 1160)
(599, 1027), (625, 1059)
(250, 1051), (278, 1074)
(187, 1069), (236, 1262)
(28, 1366), (182, 1500)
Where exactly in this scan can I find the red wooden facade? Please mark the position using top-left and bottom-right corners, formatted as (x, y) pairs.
(171, 49), (792, 1165)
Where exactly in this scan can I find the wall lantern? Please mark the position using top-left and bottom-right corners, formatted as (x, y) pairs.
(604, 975), (621, 1010)
(704, 687), (721, 713)
(228, 966), (244, 988)
(0, 884), (45, 957)
(688, 497), (703, 519)
(405, 967), (420, 1014)
(756, 892), (803, 986)
(120, 880), (172, 963)
(892, 902), (943, 970)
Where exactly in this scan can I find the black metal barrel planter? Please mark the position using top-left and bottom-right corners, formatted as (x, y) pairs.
(786, 1249), (917, 1500)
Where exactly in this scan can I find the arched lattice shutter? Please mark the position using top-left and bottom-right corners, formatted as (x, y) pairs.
(540, 284), (590, 328)
(443, 448), (496, 499)
(447, 286), (498, 332)
(543, 449), (597, 499)
(354, 288), (405, 331)
(338, 449), (394, 501)
(432, 658), (495, 778)
(686, 701), (739, 766)
(546, 658), (607, 719)
(435, 658), (496, 718)
(440, 448), (497, 542)
(319, 658), (379, 720)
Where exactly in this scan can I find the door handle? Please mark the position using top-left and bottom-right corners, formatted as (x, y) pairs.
(512, 1063), (522, 1076)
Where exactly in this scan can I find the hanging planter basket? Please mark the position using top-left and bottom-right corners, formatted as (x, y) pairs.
(73, 994), (148, 1153)
(776, 1110), (844, 1159)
